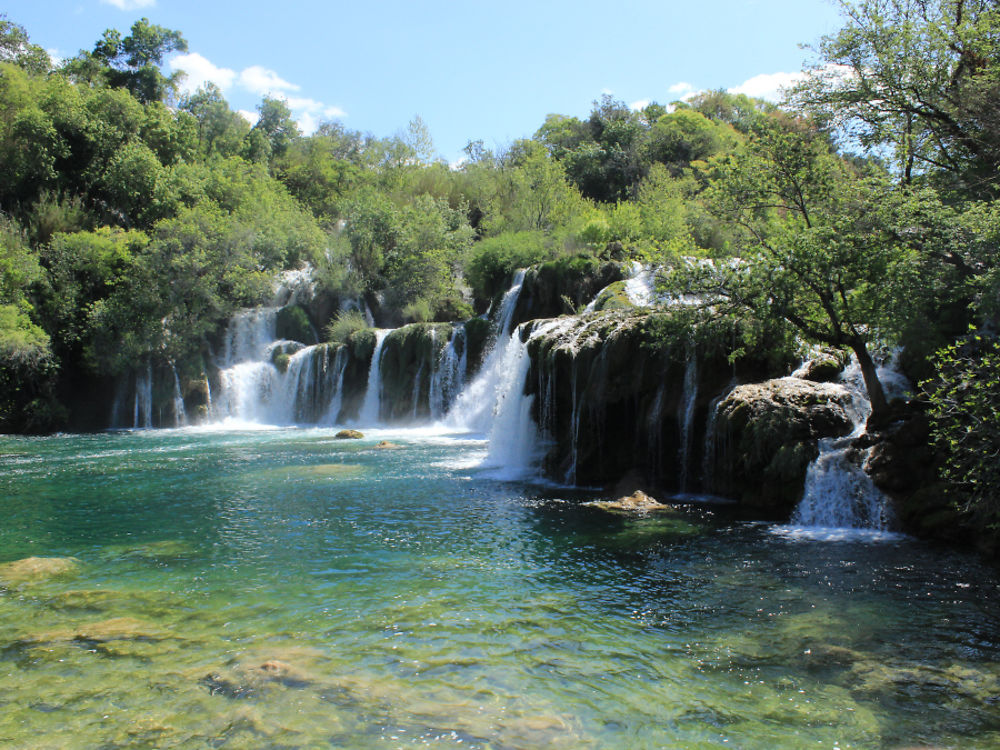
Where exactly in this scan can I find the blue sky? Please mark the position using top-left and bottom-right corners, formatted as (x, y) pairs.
(6, 0), (845, 162)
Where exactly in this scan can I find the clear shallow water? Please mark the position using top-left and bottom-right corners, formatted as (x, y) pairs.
(1, 429), (999, 749)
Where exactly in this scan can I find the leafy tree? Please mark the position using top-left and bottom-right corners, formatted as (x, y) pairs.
(79, 18), (188, 104)
(678, 117), (909, 418)
(791, 0), (1000, 195)
(181, 85), (250, 158)
(250, 96), (300, 163)
(925, 332), (1000, 531)
(0, 15), (50, 75)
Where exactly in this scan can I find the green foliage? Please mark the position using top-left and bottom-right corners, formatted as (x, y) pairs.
(325, 309), (370, 344)
(276, 305), (315, 344)
(465, 231), (554, 301)
(791, 0), (1000, 195)
(925, 333), (1000, 529)
(0, 16), (50, 74)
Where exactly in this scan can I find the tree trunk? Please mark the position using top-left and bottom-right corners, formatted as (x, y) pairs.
(851, 339), (891, 422)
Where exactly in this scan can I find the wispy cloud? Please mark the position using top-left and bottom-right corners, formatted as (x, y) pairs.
(168, 52), (346, 134)
(727, 71), (804, 102)
(629, 99), (651, 111)
(238, 65), (300, 96)
(170, 53), (236, 92)
(100, 0), (156, 9)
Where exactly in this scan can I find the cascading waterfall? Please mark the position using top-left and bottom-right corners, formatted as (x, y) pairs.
(790, 357), (909, 530)
(171, 365), (187, 427)
(133, 362), (153, 429)
(357, 329), (391, 425)
(677, 352), (699, 491)
(446, 270), (526, 432)
(213, 307), (348, 425)
(323, 347), (348, 425)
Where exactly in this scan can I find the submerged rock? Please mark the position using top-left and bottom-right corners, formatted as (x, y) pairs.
(373, 440), (400, 449)
(707, 378), (855, 512)
(587, 490), (667, 512)
(334, 429), (364, 440)
(0, 556), (79, 585)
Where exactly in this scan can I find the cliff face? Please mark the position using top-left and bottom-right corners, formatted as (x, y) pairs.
(521, 309), (797, 492)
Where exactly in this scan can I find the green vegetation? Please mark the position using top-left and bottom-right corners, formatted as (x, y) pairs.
(0, 4), (997, 531)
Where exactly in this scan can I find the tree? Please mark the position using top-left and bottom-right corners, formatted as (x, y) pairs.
(790, 0), (1000, 196)
(250, 96), (300, 162)
(74, 18), (188, 104)
(0, 15), (49, 75)
(925, 332), (1000, 530)
(679, 117), (909, 418)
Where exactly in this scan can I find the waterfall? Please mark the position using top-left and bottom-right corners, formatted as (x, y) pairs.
(324, 347), (348, 425)
(624, 261), (656, 307)
(357, 330), (391, 425)
(677, 352), (699, 491)
(481, 325), (540, 478)
(430, 326), (467, 420)
(790, 356), (908, 530)
(171, 365), (187, 427)
(134, 362), (153, 428)
(445, 270), (527, 432)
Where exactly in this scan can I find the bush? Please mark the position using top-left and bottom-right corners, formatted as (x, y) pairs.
(465, 230), (554, 302)
(925, 332), (1000, 531)
(324, 309), (369, 344)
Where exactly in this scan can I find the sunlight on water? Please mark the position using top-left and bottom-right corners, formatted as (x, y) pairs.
(1, 429), (999, 749)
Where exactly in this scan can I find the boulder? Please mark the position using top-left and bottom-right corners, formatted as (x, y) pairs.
(707, 378), (855, 511)
(374, 441), (399, 449)
(587, 490), (667, 512)
(334, 429), (364, 440)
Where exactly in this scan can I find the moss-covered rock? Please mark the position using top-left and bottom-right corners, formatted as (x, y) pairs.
(511, 256), (625, 328)
(0, 556), (80, 585)
(588, 280), (635, 312)
(523, 309), (794, 489)
(275, 304), (317, 344)
(334, 429), (364, 439)
(379, 323), (451, 421)
(706, 378), (855, 511)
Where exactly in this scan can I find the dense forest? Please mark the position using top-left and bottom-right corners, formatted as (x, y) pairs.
(1, 2), (998, 532)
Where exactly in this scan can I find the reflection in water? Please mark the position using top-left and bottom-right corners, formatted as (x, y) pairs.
(0, 428), (999, 749)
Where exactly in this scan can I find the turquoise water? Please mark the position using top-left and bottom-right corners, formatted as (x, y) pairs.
(1, 428), (999, 749)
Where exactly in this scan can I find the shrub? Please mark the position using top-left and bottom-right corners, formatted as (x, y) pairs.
(324, 309), (369, 344)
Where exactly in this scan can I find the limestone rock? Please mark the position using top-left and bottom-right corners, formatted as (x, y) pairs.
(587, 490), (667, 512)
(334, 429), (364, 439)
(0, 556), (79, 585)
(373, 440), (399, 449)
(707, 378), (855, 511)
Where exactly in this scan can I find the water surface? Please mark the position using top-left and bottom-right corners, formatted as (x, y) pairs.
(1, 428), (998, 749)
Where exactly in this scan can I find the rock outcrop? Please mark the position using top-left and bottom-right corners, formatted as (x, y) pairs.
(705, 378), (855, 511)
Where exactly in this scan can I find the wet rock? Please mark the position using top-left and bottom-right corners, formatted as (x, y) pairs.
(587, 490), (667, 512)
(373, 440), (399, 450)
(334, 429), (364, 440)
(793, 354), (845, 382)
(0, 556), (79, 585)
(707, 378), (855, 512)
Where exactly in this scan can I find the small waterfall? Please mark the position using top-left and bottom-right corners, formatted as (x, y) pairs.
(324, 347), (348, 425)
(430, 326), (467, 420)
(411, 360), (424, 421)
(133, 362), (153, 428)
(171, 365), (187, 427)
(677, 352), (698, 491)
(446, 271), (527, 431)
(357, 330), (391, 425)
(481, 325), (540, 478)
(624, 261), (656, 307)
(790, 356), (908, 530)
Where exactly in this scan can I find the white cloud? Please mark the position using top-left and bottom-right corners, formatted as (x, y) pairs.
(100, 0), (156, 9)
(167, 51), (346, 134)
(727, 71), (804, 102)
(629, 99), (651, 111)
(169, 52), (237, 94)
(46, 48), (64, 67)
(668, 81), (696, 96)
(238, 65), (299, 95)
